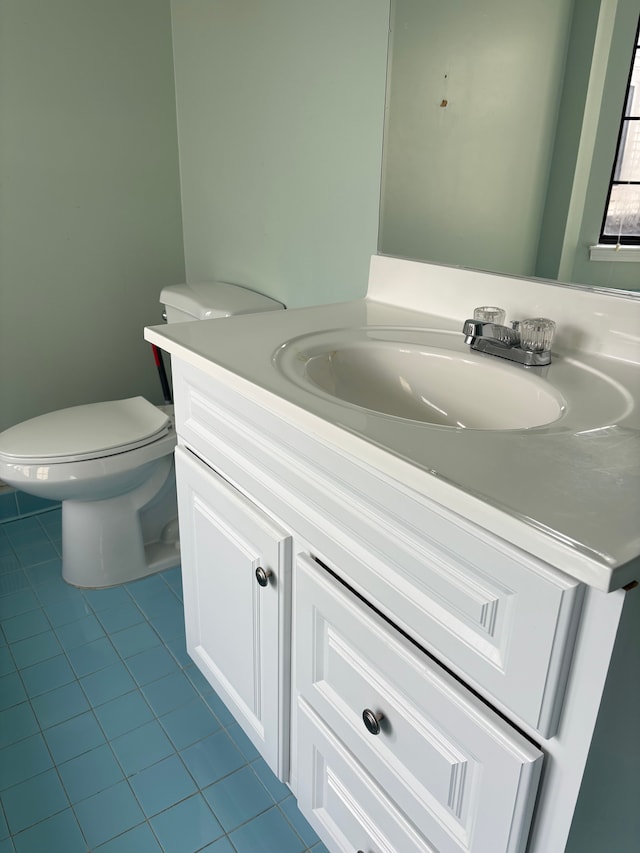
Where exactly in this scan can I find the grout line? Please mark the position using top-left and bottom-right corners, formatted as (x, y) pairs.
(1, 508), (320, 853)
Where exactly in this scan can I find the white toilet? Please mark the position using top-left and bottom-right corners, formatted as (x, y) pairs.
(0, 282), (284, 588)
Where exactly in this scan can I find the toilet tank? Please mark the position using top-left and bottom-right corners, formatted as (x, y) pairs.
(161, 281), (285, 323)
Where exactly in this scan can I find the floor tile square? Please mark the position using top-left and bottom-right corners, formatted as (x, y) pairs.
(251, 756), (292, 803)
(227, 721), (260, 762)
(94, 689), (154, 740)
(37, 506), (62, 529)
(164, 633), (191, 667)
(110, 622), (160, 659)
(229, 806), (305, 853)
(74, 780), (144, 848)
(0, 571), (30, 597)
(0, 553), (19, 574)
(0, 808), (7, 841)
(0, 671), (27, 711)
(55, 613), (105, 651)
(0, 645), (13, 676)
(162, 567), (182, 595)
(1, 608), (49, 643)
(150, 794), (223, 853)
(203, 766), (274, 832)
(66, 636), (119, 677)
(94, 822), (162, 852)
(80, 661), (136, 706)
(19, 543), (59, 569)
(23, 558), (62, 586)
(58, 744), (124, 803)
(0, 701), (39, 749)
(10, 629), (62, 668)
(3, 518), (42, 544)
(184, 664), (215, 697)
(1, 590), (39, 623)
(126, 644), (178, 686)
(110, 719), (174, 775)
(83, 585), (132, 613)
(0, 491), (18, 523)
(20, 653), (75, 697)
(11, 808), (86, 853)
(141, 669), (197, 716)
(96, 599), (144, 634)
(126, 574), (168, 607)
(129, 753), (196, 817)
(34, 578), (81, 607)
(144, 603), (185, 642)
(280, 795), (321, 847)
(44, 710), (105, 764)
(31, 680), (90, 729)
(159, 698), (221, 750)
(0, 733), (52, 790)
(203, 689), (235, 726)
(181, 729), (246, 788)
(2, 768), (69, 834)
(43, 596), (92, 628)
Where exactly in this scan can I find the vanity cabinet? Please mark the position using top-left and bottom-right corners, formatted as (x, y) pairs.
(165, 358), (637, 853)
(174, 444), (291, 778)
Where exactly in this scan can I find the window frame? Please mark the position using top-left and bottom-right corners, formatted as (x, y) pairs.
(599, 18), (640, 246)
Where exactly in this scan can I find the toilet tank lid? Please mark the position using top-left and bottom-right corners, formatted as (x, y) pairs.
(0, 397), (170, 463)
(160, 281), (285, 320)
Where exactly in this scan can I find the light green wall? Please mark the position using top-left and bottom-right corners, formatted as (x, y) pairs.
(0, 0), (185, 432)
(170, 0), (390, 309)
(379, 0), (574, 277)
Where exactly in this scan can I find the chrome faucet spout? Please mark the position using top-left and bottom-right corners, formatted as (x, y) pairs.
(462, 310), (555, 367)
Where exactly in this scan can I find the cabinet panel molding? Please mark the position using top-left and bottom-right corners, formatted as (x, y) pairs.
(175, 445), (291, 779)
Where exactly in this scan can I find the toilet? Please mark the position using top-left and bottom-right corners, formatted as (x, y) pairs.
(0, 282), (284, 588)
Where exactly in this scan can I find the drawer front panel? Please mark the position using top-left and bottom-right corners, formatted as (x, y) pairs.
(175, 361), (582, 736)
(297, 699), (436, 853)
(296, 554), (543, 853)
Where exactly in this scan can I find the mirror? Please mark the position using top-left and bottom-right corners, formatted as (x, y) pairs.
(378, 0), (639, 291)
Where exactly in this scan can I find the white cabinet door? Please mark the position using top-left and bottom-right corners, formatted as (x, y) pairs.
(296, 554), (543, 853)
(175, 445), (292, 779)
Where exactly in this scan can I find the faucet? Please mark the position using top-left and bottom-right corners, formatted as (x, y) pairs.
(462, 310), (555, 366)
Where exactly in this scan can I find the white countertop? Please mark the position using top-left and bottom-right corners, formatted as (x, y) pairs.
(146, 256), (640, 591)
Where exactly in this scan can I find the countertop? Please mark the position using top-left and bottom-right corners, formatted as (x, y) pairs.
(146, 256), (640, 591)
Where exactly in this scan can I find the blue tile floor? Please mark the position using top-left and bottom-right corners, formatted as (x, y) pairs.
(0, 508), (328, 853)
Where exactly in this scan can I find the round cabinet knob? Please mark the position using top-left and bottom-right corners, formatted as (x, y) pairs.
(255, 566), (272, 587)
(362, 708), (384, 736)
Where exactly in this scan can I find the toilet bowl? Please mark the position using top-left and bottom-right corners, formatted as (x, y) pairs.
(0, 397), (179, 588)
(0, 281), (285, 587)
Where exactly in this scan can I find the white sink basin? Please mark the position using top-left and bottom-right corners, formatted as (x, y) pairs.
(274, 327), (567, 430)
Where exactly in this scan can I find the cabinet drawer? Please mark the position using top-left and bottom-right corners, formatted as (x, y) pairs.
(296, 554), (543, 853)
(298, 698), (439, 853)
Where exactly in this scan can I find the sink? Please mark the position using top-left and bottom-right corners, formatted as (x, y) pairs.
(274, 327), (567, 430)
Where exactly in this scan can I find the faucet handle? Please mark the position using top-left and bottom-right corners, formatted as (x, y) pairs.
(473, 306), (506, 324)
(520, 318), (556, 353)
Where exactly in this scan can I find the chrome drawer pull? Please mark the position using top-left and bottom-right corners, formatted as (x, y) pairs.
(362, 708), (384, 735)
(255, 566), (272, 587)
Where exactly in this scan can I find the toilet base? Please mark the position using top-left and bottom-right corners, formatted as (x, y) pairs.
(61, 457), (180, 588)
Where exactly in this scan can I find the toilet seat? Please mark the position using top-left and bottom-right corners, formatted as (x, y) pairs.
(0, 397), (171, 465)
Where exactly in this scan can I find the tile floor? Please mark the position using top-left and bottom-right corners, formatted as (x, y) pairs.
(0, 505), (328, 853)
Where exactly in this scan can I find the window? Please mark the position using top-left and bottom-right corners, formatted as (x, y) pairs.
(600, 19), (640, 245)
